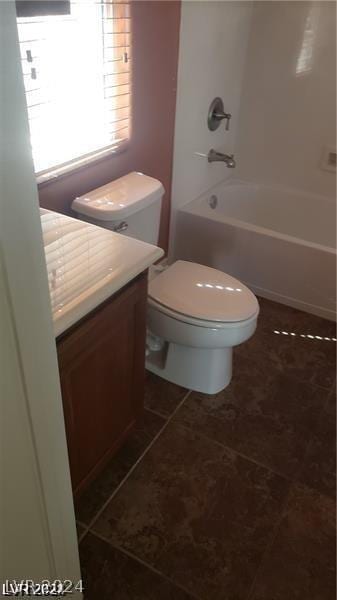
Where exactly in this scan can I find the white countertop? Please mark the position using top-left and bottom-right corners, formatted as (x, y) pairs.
(40, 209), (164, 337)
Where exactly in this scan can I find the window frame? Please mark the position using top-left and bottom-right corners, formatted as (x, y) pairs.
(36, 139), (128, 185)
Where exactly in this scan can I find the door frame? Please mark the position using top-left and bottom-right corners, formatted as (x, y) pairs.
(0, 1), (81, 590)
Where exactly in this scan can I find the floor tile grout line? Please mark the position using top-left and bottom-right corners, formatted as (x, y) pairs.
(78, 405), (174, 539)
(144, 405), (172, 420)
(79, 335), (335, 536)
(178, 415), (332, 495)
(236, 337), (336, 393)
(246, 485), (293, 600)
(76, 519), (87, 529)
(87, 529), (203, 600)
(172, 369), (334, 484)
(174, 419), (294, 483)
(175, 410), (335, 500)
(83, 389), (192, 534)
(235, 350), (336, 435)
(240, 356), (334, 394)
(78, 523), (90, 544)
(179, 405), (335, 504)
(76, 520), (88, 544)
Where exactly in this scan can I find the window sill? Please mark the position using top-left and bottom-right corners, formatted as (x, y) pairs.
(37, 141), (128, 188)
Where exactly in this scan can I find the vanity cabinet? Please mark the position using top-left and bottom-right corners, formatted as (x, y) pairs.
(56, 271), (148, 497)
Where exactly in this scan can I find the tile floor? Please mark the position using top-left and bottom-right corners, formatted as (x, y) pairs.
(77, 297), (336, 600)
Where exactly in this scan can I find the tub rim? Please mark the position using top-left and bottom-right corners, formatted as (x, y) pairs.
(180, 179), (336, 254)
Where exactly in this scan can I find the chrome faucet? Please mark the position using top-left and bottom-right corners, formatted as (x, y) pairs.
(208, 149), (236, 168)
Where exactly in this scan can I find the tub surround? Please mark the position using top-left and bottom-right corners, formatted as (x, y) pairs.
(169, 0), (254, 255)
(236, 1), (336, 198)
(174, 180), (336, 320)
(40, 209), (163, 337)
(171, 0), (336, 207)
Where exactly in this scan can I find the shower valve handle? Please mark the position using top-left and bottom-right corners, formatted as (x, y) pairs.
(208, 97), (232, 131)
(214, 111), (231, 130)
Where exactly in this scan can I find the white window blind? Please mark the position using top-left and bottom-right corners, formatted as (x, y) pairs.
(17, 0), (131, 175)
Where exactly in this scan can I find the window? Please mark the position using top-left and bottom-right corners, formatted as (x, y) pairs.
(17, 0), (131, 177)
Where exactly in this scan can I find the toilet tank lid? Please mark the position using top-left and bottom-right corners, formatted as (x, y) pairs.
(71, 172), (164, 221)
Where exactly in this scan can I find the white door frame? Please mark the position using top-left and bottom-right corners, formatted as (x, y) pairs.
(0, 2), (81, 591)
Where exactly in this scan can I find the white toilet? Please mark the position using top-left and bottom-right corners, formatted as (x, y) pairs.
(72, 172), (259, 394)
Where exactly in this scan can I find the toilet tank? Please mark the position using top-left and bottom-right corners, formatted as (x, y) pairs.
(71, 172), (164, 245)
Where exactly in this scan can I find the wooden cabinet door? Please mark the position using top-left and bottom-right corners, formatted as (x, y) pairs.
(57, 272), (147, 496)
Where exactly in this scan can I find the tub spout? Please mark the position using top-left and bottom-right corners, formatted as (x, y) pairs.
(208, 149), (236, 168)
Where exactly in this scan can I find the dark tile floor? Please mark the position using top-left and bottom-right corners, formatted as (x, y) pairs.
(77, 297), (336, 600)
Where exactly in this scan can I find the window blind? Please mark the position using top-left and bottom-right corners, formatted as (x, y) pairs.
(17, 0), (131, 175)
(16, 1), (71, 17)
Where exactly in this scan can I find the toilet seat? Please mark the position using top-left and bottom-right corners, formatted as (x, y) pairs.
(148, 296), (259, 329)
(148, 260), (259, 327)
(148, 297), (258, 350)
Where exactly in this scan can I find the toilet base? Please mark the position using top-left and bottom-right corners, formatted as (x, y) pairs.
(146, 342), (232, 395)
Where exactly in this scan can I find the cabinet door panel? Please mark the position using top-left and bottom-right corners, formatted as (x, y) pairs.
(57, 273), (147, 494)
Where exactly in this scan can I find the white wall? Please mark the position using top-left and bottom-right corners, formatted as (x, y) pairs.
(169, 0), (253, 256)
(236, 0), (336, 198)
(0, 2), (81, 588)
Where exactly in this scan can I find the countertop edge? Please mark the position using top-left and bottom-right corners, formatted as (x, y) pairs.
(53, 246), (163, 338)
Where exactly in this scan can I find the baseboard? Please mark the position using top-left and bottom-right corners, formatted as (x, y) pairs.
(249, 283), (336, 322)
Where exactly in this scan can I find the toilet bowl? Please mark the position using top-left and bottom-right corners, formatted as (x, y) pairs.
(146, 260), (259, 394)
(71, 172), (259, 394)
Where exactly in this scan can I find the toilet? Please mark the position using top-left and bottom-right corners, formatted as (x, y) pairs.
(72, 172), (259, 394)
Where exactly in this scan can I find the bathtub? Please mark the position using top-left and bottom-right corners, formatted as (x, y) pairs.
(174, 181), (336, 320)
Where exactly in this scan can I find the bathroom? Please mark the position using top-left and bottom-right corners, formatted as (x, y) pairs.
(1, 1), (335, 598)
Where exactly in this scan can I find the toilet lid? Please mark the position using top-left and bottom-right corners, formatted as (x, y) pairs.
(148, 261), (259, 323)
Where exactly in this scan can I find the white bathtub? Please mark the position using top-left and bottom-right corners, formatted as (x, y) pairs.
(174, 181), (336, 320)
